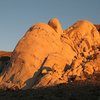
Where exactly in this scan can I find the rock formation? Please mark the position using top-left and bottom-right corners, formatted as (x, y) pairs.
(0, 51), (11, 73)
(0, 18), (100, 90)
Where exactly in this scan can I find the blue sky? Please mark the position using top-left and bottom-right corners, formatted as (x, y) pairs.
(0, 0), (100, 51)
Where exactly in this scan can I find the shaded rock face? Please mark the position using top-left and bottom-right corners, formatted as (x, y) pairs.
(0, 51), (11, 73)
(0, 18), (100, 90)
(0, 51), (12, 83)
(95, 24), (100, 33)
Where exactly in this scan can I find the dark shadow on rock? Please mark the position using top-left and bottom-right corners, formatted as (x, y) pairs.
(22, 56), (49, 89)
(22, 68), (43, 90)
(64, 64), (72, 72)
(0, 56), (11, 74)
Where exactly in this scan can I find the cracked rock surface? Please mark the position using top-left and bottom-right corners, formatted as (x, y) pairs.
(0, 18), (100, 90)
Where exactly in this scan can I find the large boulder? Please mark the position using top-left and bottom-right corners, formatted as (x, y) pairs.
(0, 18), (100, 90)
(0, 18), (76, 89)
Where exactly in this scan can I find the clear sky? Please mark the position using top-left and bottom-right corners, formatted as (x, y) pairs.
(0, 0), (100, 51)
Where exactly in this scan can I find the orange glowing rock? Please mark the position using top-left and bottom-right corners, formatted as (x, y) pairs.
(0, 18), (100, 90)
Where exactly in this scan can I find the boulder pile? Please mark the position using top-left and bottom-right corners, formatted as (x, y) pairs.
(0, 18), (100, 90)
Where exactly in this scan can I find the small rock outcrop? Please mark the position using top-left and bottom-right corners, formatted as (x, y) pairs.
(0, 18), (100, 90)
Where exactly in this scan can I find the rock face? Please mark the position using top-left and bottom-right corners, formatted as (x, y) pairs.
(0, 18), (100, 90)
(95, 24), (100, 33)
(0, 51), (12, 82)
(0, 51), (11, 73)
